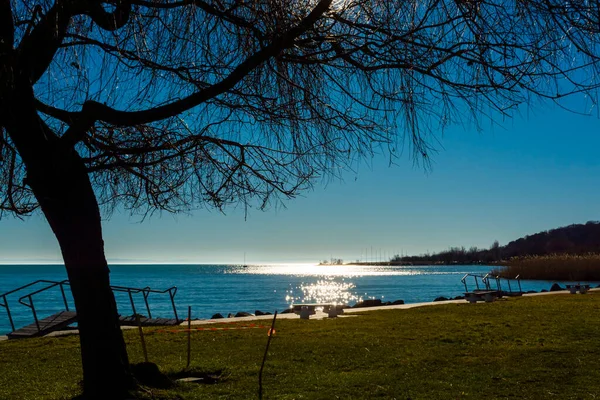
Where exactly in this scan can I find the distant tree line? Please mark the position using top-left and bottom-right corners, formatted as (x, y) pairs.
(392, 221), (600, 265)
(321, 258), (344, 265)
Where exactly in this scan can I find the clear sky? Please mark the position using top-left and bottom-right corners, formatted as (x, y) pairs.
(1, 98), (599, 265)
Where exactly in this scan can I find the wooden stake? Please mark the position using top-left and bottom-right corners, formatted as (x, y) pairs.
(135, 313), (148, 363)
(186, 306), (191, 369)
(259, 311), (278, 400)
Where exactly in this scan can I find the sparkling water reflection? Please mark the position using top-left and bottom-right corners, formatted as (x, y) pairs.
(239, 263), (427, 276)
(285, 277), (361, 306)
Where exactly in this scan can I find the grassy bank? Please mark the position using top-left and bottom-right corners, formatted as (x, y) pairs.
(2, 293), (600, 399)
(494, 253), (600, 281)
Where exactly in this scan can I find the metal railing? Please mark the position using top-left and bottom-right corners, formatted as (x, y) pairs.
(17, 280), (71, 332)
(461, 273), (488, 293)
(460, 273), (523, 297)
(143, 286), (179, 322)
(502, 274), (522, 295)
(0, 280), (69, 332)
(1, 280), (179, 334)
(111, 285), (179, 322)
(482, 273), (501, 292)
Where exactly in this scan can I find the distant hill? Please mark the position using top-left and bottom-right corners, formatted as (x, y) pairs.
(501, 221), (600, 258)
(393, 221), (600, 264)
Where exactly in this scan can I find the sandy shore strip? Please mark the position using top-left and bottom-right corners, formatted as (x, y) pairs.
(1, 288), (596, 341)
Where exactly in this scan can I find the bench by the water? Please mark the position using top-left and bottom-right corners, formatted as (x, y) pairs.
(292, 303), (344, 319)
(566, 284), (590, 294)
(464, 291), (500, 303)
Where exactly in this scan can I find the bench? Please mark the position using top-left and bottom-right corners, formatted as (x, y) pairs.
(566, 284), (590, 294)
(292, 303), (344, 319)
(464, 291), (499, 304)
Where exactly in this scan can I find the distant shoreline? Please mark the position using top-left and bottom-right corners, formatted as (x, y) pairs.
(320, 261), (507, 267)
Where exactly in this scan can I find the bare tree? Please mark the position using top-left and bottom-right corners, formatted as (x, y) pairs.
(1, 0), (599, 397)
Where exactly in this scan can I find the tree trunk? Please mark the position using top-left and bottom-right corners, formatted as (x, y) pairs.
(2, 79), (133, 399)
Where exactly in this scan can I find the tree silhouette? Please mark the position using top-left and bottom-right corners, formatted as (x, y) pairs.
(1, 0), (599, 397)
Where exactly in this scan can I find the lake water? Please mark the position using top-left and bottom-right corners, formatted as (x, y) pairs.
(0, 264), (572, 335)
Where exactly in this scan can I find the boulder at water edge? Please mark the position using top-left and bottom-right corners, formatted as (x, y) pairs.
(353, 299), (383, 308)
(234, 311), (254, 318)
(211, 313), (224, 319)
(255, 310), (273, 316)
(550, 283), (563, 292)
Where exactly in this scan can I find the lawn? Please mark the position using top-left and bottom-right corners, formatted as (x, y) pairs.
(1, 292), (600, 399)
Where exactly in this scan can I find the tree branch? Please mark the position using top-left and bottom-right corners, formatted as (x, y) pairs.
(0, 0), (14, 54)
(130, 0), (264, 40)
(82, 0), (131, 32)
(66, 0), (333, 130)
(17, 0), (132, 86)
(16, 0), (72, 85)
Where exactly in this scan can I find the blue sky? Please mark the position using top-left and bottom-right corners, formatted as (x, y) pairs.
(1, 99), (599, 264)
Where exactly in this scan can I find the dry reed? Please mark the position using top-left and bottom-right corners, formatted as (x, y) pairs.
(492, 253), (600, 281)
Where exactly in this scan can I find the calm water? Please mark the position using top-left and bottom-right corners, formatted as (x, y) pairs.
(0, 264), (571, 334)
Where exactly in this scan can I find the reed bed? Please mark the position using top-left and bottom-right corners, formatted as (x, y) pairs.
(493, 253), (600, 281)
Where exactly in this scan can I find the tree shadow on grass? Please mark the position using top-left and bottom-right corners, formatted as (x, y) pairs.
(71, 362), (229, 400)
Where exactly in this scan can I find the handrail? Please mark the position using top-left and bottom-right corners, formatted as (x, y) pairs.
(141, 286), (179, 322)
(5, 280), (179, 334)
(0, 280), (68, 332)
(111, 285), (179, 321)
(461, 273), (487, 292)
(505, 274), (522, 294)
(0, 280), (65, 298)
(17, 280), (71, 332)
(110, 285), (147, 317)
(482, 274), (491, 290)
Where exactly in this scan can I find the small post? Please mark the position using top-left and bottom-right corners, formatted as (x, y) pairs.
(143, 289), (152, 319)
(259, 311), (278, 400)
(128, 290), (136, 316)
(59, 283), (69, 312)
(170, 288), (179, 322)
(186, 306), (192, 369)
(3, 295), (15, 332)
(134, 308), (148, 363)
(30, 296), (40, 332)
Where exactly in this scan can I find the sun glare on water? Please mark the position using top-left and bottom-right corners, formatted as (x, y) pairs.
(233, 263), (424, 306)
(286, 277), (361, 306)
(239, 263), (420, 276)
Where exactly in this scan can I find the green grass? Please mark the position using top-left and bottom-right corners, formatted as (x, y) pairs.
(2, 293), (600, 399)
